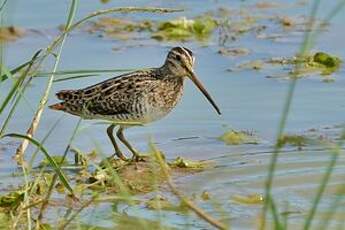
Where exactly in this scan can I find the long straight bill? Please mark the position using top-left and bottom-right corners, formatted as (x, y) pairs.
(188, 71), (221, 115)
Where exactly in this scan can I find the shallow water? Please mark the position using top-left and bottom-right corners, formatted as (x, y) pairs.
(1, 0), (345, 229)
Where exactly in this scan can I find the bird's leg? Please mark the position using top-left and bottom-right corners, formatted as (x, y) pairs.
(116, 126), (144, 162)
(106, 124), (127, 161)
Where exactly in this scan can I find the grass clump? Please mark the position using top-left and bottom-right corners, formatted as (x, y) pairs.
(0, 212), (10, 228)
(87, 151), (209, 194)
(0, 191), (25, 209)
(38, 155), (70, 167)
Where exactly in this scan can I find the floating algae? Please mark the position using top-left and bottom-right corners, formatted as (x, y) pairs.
(277, 134), (308, 149)
(152, 16), (217, 41)
(201, 190), (211, 201)
(231, 193), (264, 205)
(218, 47), (250, 57)
(0, 26), (25, 42)
(237, 52), (342, 79)
(145, 195), (188, 212)
(87, 17), (153, 40)
(168, 156), (211, 169)
(218, 130), (260, 145)
(238, 60), (264, 70)
(87, 15), (217, 42)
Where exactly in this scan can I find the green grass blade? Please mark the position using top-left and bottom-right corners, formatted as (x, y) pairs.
(0, 69), (26, 114)
(65, 0), (79, 30)
(303, 129), (345, 230)
(0, 64), (12, 81)
(303, 150), (341, 230)
(15, 1), (79, 157)
(93, 121), (143, 126)
(0, 49), (42, 82)
(261, 1), (322, 229)
(317, 183), (345, 230)
(36, 68), (134, 76)
(1, 133), (75, 195)
(0, 50), (42, 114)
(0, 0), (8, 12)
(28, 115), (64, 170)
(269, 195), (283, 230)
(53, 74), (99, 82)
(42, 68), (136, 82)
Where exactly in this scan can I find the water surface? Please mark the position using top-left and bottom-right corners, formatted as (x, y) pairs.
(0, 0), (344, 229)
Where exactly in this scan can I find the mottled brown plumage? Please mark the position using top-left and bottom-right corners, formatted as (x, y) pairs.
(50, 47), (220, 161)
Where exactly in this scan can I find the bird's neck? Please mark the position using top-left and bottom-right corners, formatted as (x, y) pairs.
(158, 62), (185, 79)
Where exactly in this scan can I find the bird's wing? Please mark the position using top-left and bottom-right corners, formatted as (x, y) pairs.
(79, 69), (159, 116)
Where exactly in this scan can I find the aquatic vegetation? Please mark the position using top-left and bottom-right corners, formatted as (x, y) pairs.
(255, 1), (284, 9)
(218, 47), (250, 57)
(38, 155), (70, 167)
(0, 26), (25, 42)
(231, 193), (264, 205)
(145, 195), (188, 212)
(218, 14), (259, 44)
(237, 51), (342, 79)
(168, 156), (211, 169)
(152, 16), (217, 41)
(287, 52), (342, 76)
(87, 17), (153, 40)
(83, 151), (210, 194)
(277, 134), (308, 149)
(87, 15), (217, 42)
(201, 191), (211, 201)
(279, 16), (295, 27)
(0, 191), (25, 209)
(237, 60), (264, 70)
(312, 52), (342, 74)
(0, 212), (10, 229)
(218, 130), (260, 145)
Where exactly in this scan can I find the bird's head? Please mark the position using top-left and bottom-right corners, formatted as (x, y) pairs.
(164, 47), (221, 115)
(165, 46), (195, 77)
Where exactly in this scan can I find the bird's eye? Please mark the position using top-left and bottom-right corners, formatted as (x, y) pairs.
(175, 55), (181, 61)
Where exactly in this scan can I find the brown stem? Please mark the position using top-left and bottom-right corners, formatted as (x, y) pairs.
(152, 145), (228, 230)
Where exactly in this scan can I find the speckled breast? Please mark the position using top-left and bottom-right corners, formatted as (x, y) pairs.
(140, 77), (184, 123)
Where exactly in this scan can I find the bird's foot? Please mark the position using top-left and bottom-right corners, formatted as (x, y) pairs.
(131, 153), (148, 162)
(111, 152), (128, 162)
(99, 153), (129, 168)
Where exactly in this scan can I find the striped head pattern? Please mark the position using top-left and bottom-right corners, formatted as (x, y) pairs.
(164, 47), (195, 77)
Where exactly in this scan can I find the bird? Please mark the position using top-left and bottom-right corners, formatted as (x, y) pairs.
(49, 47), (221, 161)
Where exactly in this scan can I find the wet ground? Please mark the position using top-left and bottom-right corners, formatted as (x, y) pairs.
(0, 0), (344, 229)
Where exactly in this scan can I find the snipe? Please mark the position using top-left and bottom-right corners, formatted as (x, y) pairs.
(49, 47), (221, 161)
